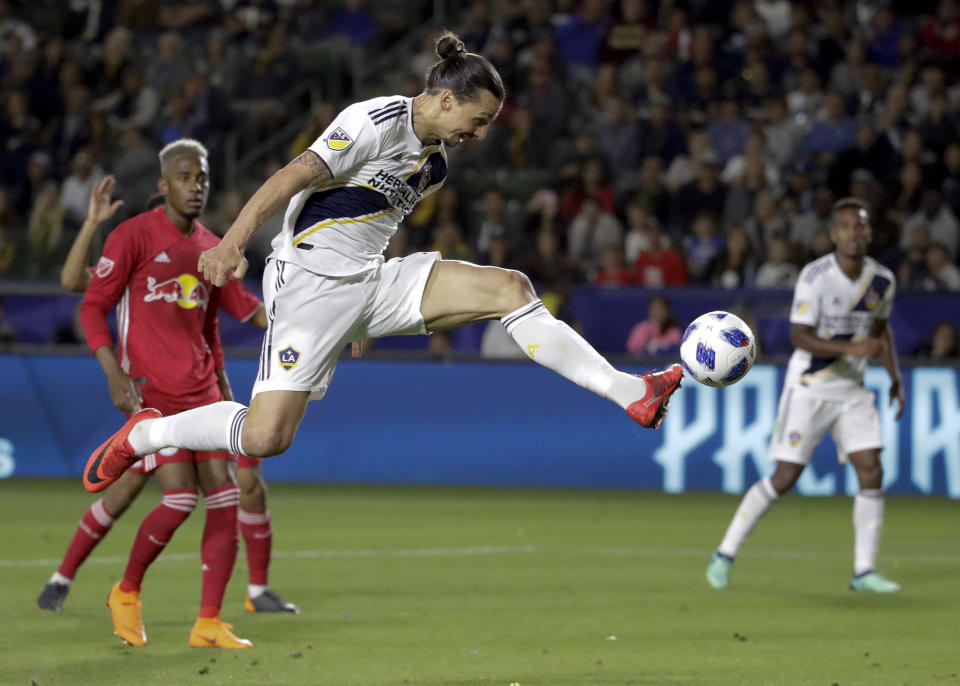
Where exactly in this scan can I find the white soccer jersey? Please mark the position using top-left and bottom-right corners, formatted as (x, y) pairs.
(784, 252), (896, 397)
(268, 95), (448, 276)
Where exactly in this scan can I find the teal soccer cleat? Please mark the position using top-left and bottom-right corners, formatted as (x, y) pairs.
(706, 552), (733, 589)
(850, 571), (901, 593)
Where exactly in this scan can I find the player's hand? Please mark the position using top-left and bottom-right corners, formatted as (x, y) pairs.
(850, 337), (884, 358)
(106, 370), (143, 414)
(889, 379), (906, 421)
(87, 175), (124, 225)
(199, 243), (247, 287)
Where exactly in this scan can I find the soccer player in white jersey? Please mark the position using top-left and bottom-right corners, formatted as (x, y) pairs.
(706, 198), (905, 593)
(81, 31), (683, 495)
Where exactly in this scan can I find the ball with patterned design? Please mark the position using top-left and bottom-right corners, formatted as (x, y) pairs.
(679, 311), (757, 387)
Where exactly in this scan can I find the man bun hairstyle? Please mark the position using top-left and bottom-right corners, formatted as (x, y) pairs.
(426, 30), (505, 103)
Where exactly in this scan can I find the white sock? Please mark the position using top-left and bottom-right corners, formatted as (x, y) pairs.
(127, 401), (248, 455)
(49, 571), (73, 586)
(248, 584), (268, 598)
(853, 489), (884, 575)
(717, 477), (779, 558)
(502, 301), (645, 408)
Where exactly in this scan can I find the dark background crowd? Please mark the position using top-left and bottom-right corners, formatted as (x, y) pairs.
(0, 0), (959, 356)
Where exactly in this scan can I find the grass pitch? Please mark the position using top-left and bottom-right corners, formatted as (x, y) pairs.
(1, 480), (957, 686)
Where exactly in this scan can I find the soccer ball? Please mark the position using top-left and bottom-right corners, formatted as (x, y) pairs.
(679, 311), (757, 387)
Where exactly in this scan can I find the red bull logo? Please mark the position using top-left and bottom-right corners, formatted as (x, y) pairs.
(144, 274), (210, 310)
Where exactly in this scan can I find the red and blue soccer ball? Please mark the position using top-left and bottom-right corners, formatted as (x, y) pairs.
(679, 311), (757, 387)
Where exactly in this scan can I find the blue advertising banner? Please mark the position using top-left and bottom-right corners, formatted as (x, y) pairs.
(1, 354), (958, 497)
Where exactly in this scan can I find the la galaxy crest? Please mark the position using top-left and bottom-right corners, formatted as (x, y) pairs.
(326, 127), (353, 151)
(278, 345), (301, 371)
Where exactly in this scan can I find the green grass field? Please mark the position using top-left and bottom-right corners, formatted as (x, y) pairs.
(1, 480), (957, 686)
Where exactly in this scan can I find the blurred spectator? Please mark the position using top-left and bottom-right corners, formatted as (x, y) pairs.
(88, 27), (133, 100)
(827, 121), (898, 198)
(754, 0), (792, 39)
(431, 221), (473, 262)
(664, 128), (712, 192)
(289, 101), (337, 157)
(633, 216), (687, 287)
(599, 0), (649, 66)
(721, 129), (779, 188)
(60, 147), (104, 231)
(755, 237), (798, 288)
(237, 28), (300, 100)
(521, 58), (572, 142)
(943, 141), (960, 216)
(919, 92), (960, 154)
(327, 0), (379, 46)
(802, 91), (856, 166)
(787, 66), (824, 125)
(13, 150), (53, 218)
(745, 189), (789, 250)
(635, 95), (685, 163)
(671, 151), (726, 235)
(481, 229), (517, 269)
(553, 0), (611, 81)
(0, 298), (19, 344)
(568, 195), (623, 276)
(723, 156), (769, 228)
(762, 95), (803, 170)
(685, 212), (723, 284)
(625, 295), (682, 356)
(921, 242), (960, 291)
(27, 181), (64, 272)
(0, 190), (15, 274)
(592, 95), (639, 172)
(623, 197), (655, 262)
(789, 186), (833, 253)
(0, 90), (42, 189)
(0, 0), (38, 52)
(920, 0), (960, 57)
(149, 31), (192, 97)
(96, 65), (160, 133)
(525, 188), (564, 245)
(626, 155), (670, 224)
(896, 224), (933, 289)
(706, 225), (756, 288)
(707, 98), (751, 164)
(829, 36), (868, 101)
(902, 188), (960, 260)
(912, 321), (959, 359)
(561, 156), (616, 219)
(521, 228), (579, 297)
(593, 245), (633, 286)
(112, 128), (160, 219)
(472, 188), (513, 257)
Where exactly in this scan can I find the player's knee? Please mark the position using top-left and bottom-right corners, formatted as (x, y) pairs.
(238, 469), (266, 500)
(858, 462), (883, 489)
(494, 269), (537, 314)
(241, 425), (294, 458)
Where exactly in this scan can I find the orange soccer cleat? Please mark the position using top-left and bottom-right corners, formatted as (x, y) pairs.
(189, 616), (253, 649)
(625, 363), (683, 429)
(83, 408), (161, 493)
(107, 582), (146, 646)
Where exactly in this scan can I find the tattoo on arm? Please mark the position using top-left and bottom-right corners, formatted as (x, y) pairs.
(292, 150), (334, 186)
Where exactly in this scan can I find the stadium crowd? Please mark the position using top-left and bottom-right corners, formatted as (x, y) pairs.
(1, 0), (959, 344)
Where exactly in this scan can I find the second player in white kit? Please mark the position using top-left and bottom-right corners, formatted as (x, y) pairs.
(706, 197), (905, 594)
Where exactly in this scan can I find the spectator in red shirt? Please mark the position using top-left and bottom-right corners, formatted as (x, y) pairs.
(634, 216), (688, 286)
(594, 244), (633, 286)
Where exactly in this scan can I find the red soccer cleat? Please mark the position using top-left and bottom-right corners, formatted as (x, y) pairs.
(82, 408), (161, 493)
(625, 363), (683, 430)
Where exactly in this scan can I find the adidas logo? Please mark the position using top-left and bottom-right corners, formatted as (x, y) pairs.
(154, 251), (170, 263)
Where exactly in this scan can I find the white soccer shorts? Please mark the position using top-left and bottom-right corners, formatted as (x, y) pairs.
(769, 382), (883, 465)
(252, 251), (440, 400)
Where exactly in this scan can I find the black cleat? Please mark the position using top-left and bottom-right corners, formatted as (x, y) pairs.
(245, 588), (300, 614)
(38, 581), (70, 611)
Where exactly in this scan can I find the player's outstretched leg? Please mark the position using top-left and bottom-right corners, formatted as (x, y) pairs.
(626, 364), (684, 429)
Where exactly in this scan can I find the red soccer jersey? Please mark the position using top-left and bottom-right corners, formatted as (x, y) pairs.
(81, 206), (226, 410)
(220, 279), (261, 322)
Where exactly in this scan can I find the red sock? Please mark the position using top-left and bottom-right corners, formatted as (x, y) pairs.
(58, 498), (116, 580)
(238, 508), (272, 586)
(119, 489), (197, 593)
(199, 484), (240, 618)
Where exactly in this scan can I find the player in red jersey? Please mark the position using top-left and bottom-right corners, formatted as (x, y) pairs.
(75, 139), (254, 648)
(38, 179), (298, 616)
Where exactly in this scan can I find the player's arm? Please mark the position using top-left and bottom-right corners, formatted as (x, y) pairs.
(61, 176), (124, 292)
(871, 318), (906, 420)
(790, 324), (884, 358)
(80, 225), (142, 414)
(199, 151), (332, 286)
